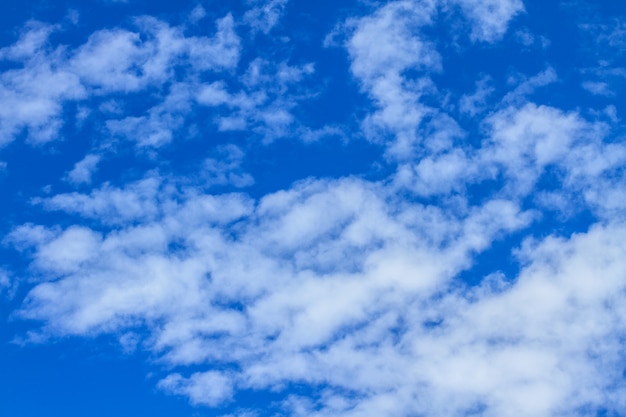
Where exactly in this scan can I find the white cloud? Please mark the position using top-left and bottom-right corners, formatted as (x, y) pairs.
(346, 0), (440, 157)
(347, 1), (439, 82)
(33, 226), (103, 275)
(8, 8), (622, 415)
(0, 21), (58, 61)
(70, 15), (240, 93)
(485, 103), (583, 178)
(482, 103), (618, 201)
(513, 27), (549, 49)
(394, 102), (617, 203)
(196, 81), (233, 106)
(397, 148), (480, 196)
(66, 154), (101, 185)
(244, 0), (289, 34)
(0, 15), (240, 146)
(12, 172), (539, 410)
(459, 75), (494, 116)
(0, 23), (86, 145)
(69, 28), (153, 93)
(577, 19), (626, 101)
(342, 0), (528, 158)
(158, 371), (234, 407)
(452, 0), (525, 42)
(196, 59), (314, 141)
(0, 9), (324, 152)
(106, 82), (192, 147)
(0, 14), (240, 147)
(580, 19), (626, 54)
(13, 174), (626, 416)
(4, 2), (626, 417)
(202, 145), (254, 188)
(582, 80), (613, 96)
(501, 67), (558, 104)
(395, 101), (604, 200)
(35, 176), (163, 225)
(185, 14), (241, 71)
(188, 5), (207, 24)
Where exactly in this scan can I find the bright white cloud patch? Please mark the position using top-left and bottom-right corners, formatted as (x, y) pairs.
(0, 14), (240, 148)
(1, 1), (626, 417)
(0, 23), (86, 145)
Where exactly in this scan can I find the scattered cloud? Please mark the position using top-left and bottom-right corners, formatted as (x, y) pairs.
(346, 0), (440, 157)
(158, 371), (235, 407)
(459, 75), (494, 116)
(244, 0), (289, 35)
(452, 0), (525, 42)
(196, 58), (315, 141)
(0, 14), (240, 147)
(65, 154), (101, 185)
(0, 22), (85, 145)
(202, 145), (254, 188)
(2, 1), (626, 417)
(582, 80), (613, 96)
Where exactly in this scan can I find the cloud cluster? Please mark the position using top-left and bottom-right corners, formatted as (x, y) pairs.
(0, 22), (86, 145)
(12, 173), (532, 407)
(0, 15), (240, 146)
(0, 7), (316, 152)
(3, 1), (626, 417)
(11, 162), (626, 417)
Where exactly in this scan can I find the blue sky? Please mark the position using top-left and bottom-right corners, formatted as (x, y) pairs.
(1, 0), (626, 416)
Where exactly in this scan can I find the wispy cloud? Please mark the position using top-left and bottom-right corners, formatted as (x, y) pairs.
(451, 0), (525, 42)
(244, 0), (289, 35)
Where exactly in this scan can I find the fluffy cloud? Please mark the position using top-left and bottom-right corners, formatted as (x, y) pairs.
(0, 23), (86, 145)
(70, 14), (240, 92)
(0, 8), (322, 150)
(11, 169), (626, 417)
(0, 14), (240, 147)
(346, 0), (440, 157)
(343, 0), (528, 161)
(34, 176), (164, 224)
(4, 1), (626, 417)
(6, 171), (529, 410)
